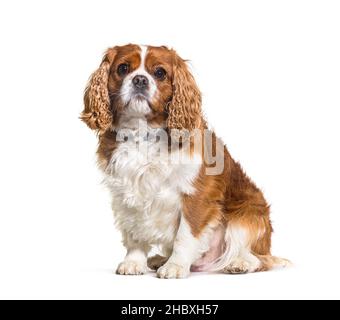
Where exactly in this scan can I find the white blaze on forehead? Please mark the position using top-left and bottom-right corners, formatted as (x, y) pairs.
(132, 45), (153, 80)
(119, 44), (157, 108)
(139, 45), (148, 71)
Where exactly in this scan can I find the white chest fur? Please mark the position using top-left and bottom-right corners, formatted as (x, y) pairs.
(102, 124), (202, 247)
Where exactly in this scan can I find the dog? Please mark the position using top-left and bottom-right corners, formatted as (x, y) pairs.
(81, 44), (290, 278)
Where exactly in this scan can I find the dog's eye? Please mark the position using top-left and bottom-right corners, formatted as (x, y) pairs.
(117, 63), (129, 76)
(154, 67), (166, 80)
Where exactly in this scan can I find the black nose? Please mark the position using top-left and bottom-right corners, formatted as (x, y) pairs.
(132, 75), (149, 89)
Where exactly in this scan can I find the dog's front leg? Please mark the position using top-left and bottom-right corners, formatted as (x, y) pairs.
(116, 234), (150, 276)
(157, 216), (204, 279)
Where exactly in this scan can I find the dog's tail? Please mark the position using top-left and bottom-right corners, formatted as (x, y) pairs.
(255, 254), (292, 271)
(199, 253), (292, 273)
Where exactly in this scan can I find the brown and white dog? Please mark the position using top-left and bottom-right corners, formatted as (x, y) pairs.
(81, 44), (290, 278)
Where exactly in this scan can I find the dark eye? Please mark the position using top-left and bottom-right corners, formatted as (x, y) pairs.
(154, 67), (166, 80)
(117, 63), (129, 76)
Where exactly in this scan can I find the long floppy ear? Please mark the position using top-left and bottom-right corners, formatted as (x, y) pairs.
(166, 51), (202, 131)
(80, 48), (116, 132)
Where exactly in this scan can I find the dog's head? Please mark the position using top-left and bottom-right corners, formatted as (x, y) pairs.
(81, 44), (202, 133)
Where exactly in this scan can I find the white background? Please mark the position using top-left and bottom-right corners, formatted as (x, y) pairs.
(0, 0), (339, 300)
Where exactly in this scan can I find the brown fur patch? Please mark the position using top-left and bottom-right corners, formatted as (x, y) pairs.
(96, 130), (118, 169)
(182, 130), (272, 258)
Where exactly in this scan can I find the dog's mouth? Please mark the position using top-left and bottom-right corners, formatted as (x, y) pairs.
(132, 91), (149, 101)
(120, 91), (156, 116)
(127, 91), (156, 111)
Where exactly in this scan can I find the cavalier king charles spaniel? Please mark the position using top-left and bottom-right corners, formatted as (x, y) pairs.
(81, 44), (290, 278)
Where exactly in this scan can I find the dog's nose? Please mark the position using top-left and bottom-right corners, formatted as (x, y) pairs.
(132, 75), (149, 89)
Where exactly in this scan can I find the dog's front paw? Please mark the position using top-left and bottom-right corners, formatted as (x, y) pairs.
(157, 262), (190, 279)
(116, 260), (147, 275)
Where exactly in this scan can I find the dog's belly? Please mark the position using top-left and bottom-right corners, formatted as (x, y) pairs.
(103, 139), (202, 246)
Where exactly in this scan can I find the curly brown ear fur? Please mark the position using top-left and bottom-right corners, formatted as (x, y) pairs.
(167, 52), (203, 131)
(81, 49), (116, 132)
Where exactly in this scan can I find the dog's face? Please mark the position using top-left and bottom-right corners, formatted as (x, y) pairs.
(108, 44), (173, 117)
(81, 44), (202, 133)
